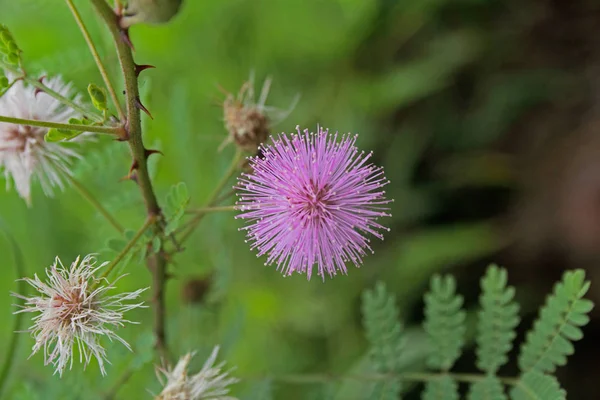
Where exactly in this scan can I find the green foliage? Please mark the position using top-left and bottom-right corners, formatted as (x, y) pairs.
(423, 274), (466, 371)
(0, 69), (8, 91)
(518, 270), (593, 374)
(422, 375), (459, 400)
(163, 182), (190, 235)
(468, 376), (506, 400)
(87, 83), (107, 112)
(361, 266), (593, 400)
(475, 265), (520, 373)
(45, 117), (92, 142)
(0, 24), (20, 66)
(509, 371), (566, 400)
(362, 282), (403, 399)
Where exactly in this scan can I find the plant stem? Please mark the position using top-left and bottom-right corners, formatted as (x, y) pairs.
(0, 61), (105, 123)
(0, 222), (26, 399)
(89, 0), (169, 361)
(65, 173), (125, 234)
(241, 372), (519, 386)
(97, 216), (155, 283)
(103, 368), (133, 400)
(0, 114), (122, 135)
(65, 0), (125, 121)
(186, 205), (237, 214)
(177, 148), (243, 244)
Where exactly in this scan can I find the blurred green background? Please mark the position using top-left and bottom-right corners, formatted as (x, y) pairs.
(2, 0), (600, 399)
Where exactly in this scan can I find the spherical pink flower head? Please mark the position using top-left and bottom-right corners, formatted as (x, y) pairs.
(235, 126), (392, 280)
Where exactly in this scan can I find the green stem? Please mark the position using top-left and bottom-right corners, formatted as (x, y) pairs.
(177, 148), (243, 244)
(0, 79), (18, 99)
(65, 0), (125, 121)
(241, 372), (519, 386)
(89, 0), (169, 361)
(1, 61), (105, 123)
(97, 217), (155, 284)
(0, 114), (121, 135)
(0, 221), (26, 399)
(65, 173), (125, 234)
(186, 205), (237, 214)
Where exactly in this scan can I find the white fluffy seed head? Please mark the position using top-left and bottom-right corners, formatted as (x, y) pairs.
(11, 254), (147, 376)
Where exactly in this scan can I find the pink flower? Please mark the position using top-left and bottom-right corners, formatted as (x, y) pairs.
(12, 254), (147, 376)
(235, 126), (392, 280)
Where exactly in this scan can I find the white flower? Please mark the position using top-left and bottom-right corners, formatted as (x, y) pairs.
(12, 254), (147, 376)
(0, 74), (86, 204)
(155, 347), (239, 400)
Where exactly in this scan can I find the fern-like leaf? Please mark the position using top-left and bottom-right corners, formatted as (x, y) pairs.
(509, 371), (566, 400)
(467, 376), (507, 400)
(423, 275), (466, 370)
(362, 282), (403, 399)
(518, 270), (593, 374)
(422, 375), (459, 400)
(476, 265), (520, 373)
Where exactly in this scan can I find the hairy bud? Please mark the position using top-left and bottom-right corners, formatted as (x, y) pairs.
(119, 0), (183, 29)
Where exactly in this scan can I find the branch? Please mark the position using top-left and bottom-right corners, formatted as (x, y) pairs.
(65, 0), (125, 121)
(89, 0), (169, 361)
(0, 114), (122, 135)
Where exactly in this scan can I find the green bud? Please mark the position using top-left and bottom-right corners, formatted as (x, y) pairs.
(87, 83), (108, 111)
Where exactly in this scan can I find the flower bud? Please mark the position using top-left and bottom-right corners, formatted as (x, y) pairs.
(87, 83), (108, 111)
(221, 75), (297, 153)
(120, 0), (183, 28)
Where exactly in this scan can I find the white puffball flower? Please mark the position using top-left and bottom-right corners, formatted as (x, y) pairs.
(155, 347), (240, 400)
(0, 74), (88, 205)
(11, 254), (147, 376)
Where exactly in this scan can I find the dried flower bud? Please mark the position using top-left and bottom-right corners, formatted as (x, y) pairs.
(155, 347), (239, 400)
(221, 74), (298, 153)
(181, 276), (212, 305)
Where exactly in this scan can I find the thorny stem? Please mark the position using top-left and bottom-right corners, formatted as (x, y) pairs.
(0, 222), (26, 399)
(0, 114), (122, 135)
(89, 0), (169, 361)
(65, 173), (125, 234)
(65, 0), (125, 121)
(0, 61), (104, 122)
(96, 216), (156, 284)
(177, 148), (243, 245)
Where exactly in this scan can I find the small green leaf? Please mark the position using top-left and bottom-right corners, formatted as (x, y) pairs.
(44, 127), (83, 142)
(88, 83), (108, 111)
(510, 371), (566, 400)
(164, 182), (190, 235)
(0, 25), (21, 66)
(152, 236), (162, 254)
(0, 70), (8, 91)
